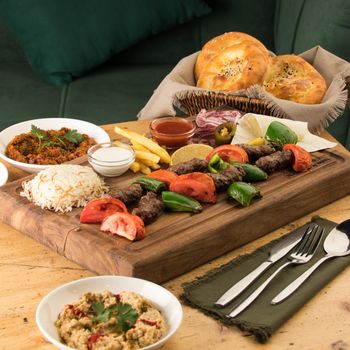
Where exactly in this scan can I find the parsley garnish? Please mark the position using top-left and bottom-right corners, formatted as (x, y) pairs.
(31, 124), (47, 149)
(89, 302), (139, 332)
(30, 124), (84, 150)
(63, 129), (84, 144)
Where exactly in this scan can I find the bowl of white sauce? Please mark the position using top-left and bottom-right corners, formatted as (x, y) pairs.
(88, 142), (135, 177)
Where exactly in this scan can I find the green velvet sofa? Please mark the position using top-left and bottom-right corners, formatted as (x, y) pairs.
(1, 0), (349, 147)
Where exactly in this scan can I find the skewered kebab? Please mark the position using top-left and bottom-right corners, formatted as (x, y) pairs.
(238, 144), (275, 163)
(109, 183), (143, 205)
(168, 145), (276, 176)
(132, 192), (164, 224)
(207, 165), (245, 192)
(167, 157), (246, 192)
(169, 158), (208, 175)
(255, 150), (293, 173)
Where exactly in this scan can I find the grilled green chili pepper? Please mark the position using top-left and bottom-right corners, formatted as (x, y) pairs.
(134, 176), (167, 193)
(208, 153), (228, 173)
(162, 191), (202, 213)
(231, 161), (268, 182)
(214, 122), (237, 145)
(227, 182), (262, 207)
(265, 121), (297, 149)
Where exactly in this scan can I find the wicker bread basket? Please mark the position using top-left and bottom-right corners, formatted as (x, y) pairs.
(174, 90), (275, 117)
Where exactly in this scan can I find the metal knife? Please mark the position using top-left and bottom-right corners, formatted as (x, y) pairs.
(214, 228), (305, 307)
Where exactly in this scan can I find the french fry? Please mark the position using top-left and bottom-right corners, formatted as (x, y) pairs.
(114, 126), (171, 164)
(139, 163), (151, 175)
(135, 150), (160, 164)
(131, 140), (149, 152)
(140, 159), (161, 170)
(150, 163), (161, 170)
(129, 161), (141, 173)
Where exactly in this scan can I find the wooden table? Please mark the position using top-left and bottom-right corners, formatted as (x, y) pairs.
(1, 121), (350, 350)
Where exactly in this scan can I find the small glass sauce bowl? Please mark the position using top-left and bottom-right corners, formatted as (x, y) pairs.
(150, 117), (196, 149)
(88, 142), (135, 177)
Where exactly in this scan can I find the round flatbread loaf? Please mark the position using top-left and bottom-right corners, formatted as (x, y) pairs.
(195, 32), (269, 80)
(262, 55), (327, 104)
(196, 42), (269, 92)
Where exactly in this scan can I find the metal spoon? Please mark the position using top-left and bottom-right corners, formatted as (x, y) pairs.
(271, 219), (350, 304)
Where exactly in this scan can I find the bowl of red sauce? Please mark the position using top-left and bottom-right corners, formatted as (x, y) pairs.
(150, 117), (196, 149)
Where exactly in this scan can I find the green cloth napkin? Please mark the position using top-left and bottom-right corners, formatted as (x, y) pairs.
(182, 217), (350, 343)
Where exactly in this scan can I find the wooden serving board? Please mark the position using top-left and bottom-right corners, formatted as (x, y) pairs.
(1, 143), (350, 283)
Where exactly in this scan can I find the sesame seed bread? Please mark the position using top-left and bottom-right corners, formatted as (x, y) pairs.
(262, 55), (327, 104)
(194, 32), (269, 81)
(196, 42), (269, 92)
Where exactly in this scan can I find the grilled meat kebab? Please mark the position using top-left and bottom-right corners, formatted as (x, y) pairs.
(132, 192), (164, 224)
(208, 165), (245, 192)
(169, 158), (208, 175)
(239, 144), (276, 162)
(255, 150), (293, 173)
(110, 183), (143, 205)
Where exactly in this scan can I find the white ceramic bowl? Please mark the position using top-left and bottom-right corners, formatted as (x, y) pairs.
(0, 118), (110, 173)
(0, 162), (8, 186)
(88, 142), (135, 177)
(36, 275), (183, 350)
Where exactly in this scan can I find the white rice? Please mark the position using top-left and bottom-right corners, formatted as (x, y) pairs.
(20, 165), (108, 213)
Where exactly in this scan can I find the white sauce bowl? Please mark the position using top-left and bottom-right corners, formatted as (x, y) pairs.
(88, 142), (135, 177)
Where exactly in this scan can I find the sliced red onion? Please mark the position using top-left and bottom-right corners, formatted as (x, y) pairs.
(191, 109), (243, 146)
(196, 109), (242, 129)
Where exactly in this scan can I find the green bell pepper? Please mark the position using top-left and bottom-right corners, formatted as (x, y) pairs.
(208, 153), (228, 174)
(265, 121), (297, 149)
(134, 176), (167, 193)
(227, 182), (262, 207)
(162, 191), (202, 213)
(231, 161), (268, 182)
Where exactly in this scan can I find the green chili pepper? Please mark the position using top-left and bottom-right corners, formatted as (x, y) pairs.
(208, 153), (228, 173)
(134, 176), (167, 193)
(227, 182), (262, 207)
(265, 121), (297, 149)
(214, 122), (237, 145)
(162, 191), (202, 213)
(231, 161), (268, 182)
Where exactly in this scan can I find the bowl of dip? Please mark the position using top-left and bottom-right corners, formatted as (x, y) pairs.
(36, 275), (183, 350)
(150, 117), (196, 149)
(88, 142), (135, 177)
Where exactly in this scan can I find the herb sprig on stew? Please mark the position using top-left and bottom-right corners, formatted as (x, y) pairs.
(89, 302), (139, 332)
(31, 124), (84, 150)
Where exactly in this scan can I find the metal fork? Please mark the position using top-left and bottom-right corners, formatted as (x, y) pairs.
(226, 224), (324, 318)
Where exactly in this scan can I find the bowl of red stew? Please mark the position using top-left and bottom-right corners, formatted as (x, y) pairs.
(0, 118), (110, 173)
(150, 117), (196, 149)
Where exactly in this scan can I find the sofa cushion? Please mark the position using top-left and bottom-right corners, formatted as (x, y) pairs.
(274, 0), (350, 147)
(275, 0), (350, 61)
(63, 63), (174, 125)
(0, 0), (211, 86)
(0, 62), (174, 130)
(0, 62), (63, 131)
(200, 0), (276, 50)
(0, 19), (26, 63)
(113, 0), (276, 66)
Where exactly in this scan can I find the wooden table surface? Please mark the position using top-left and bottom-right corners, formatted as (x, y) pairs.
(1, 120), (350, 350)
